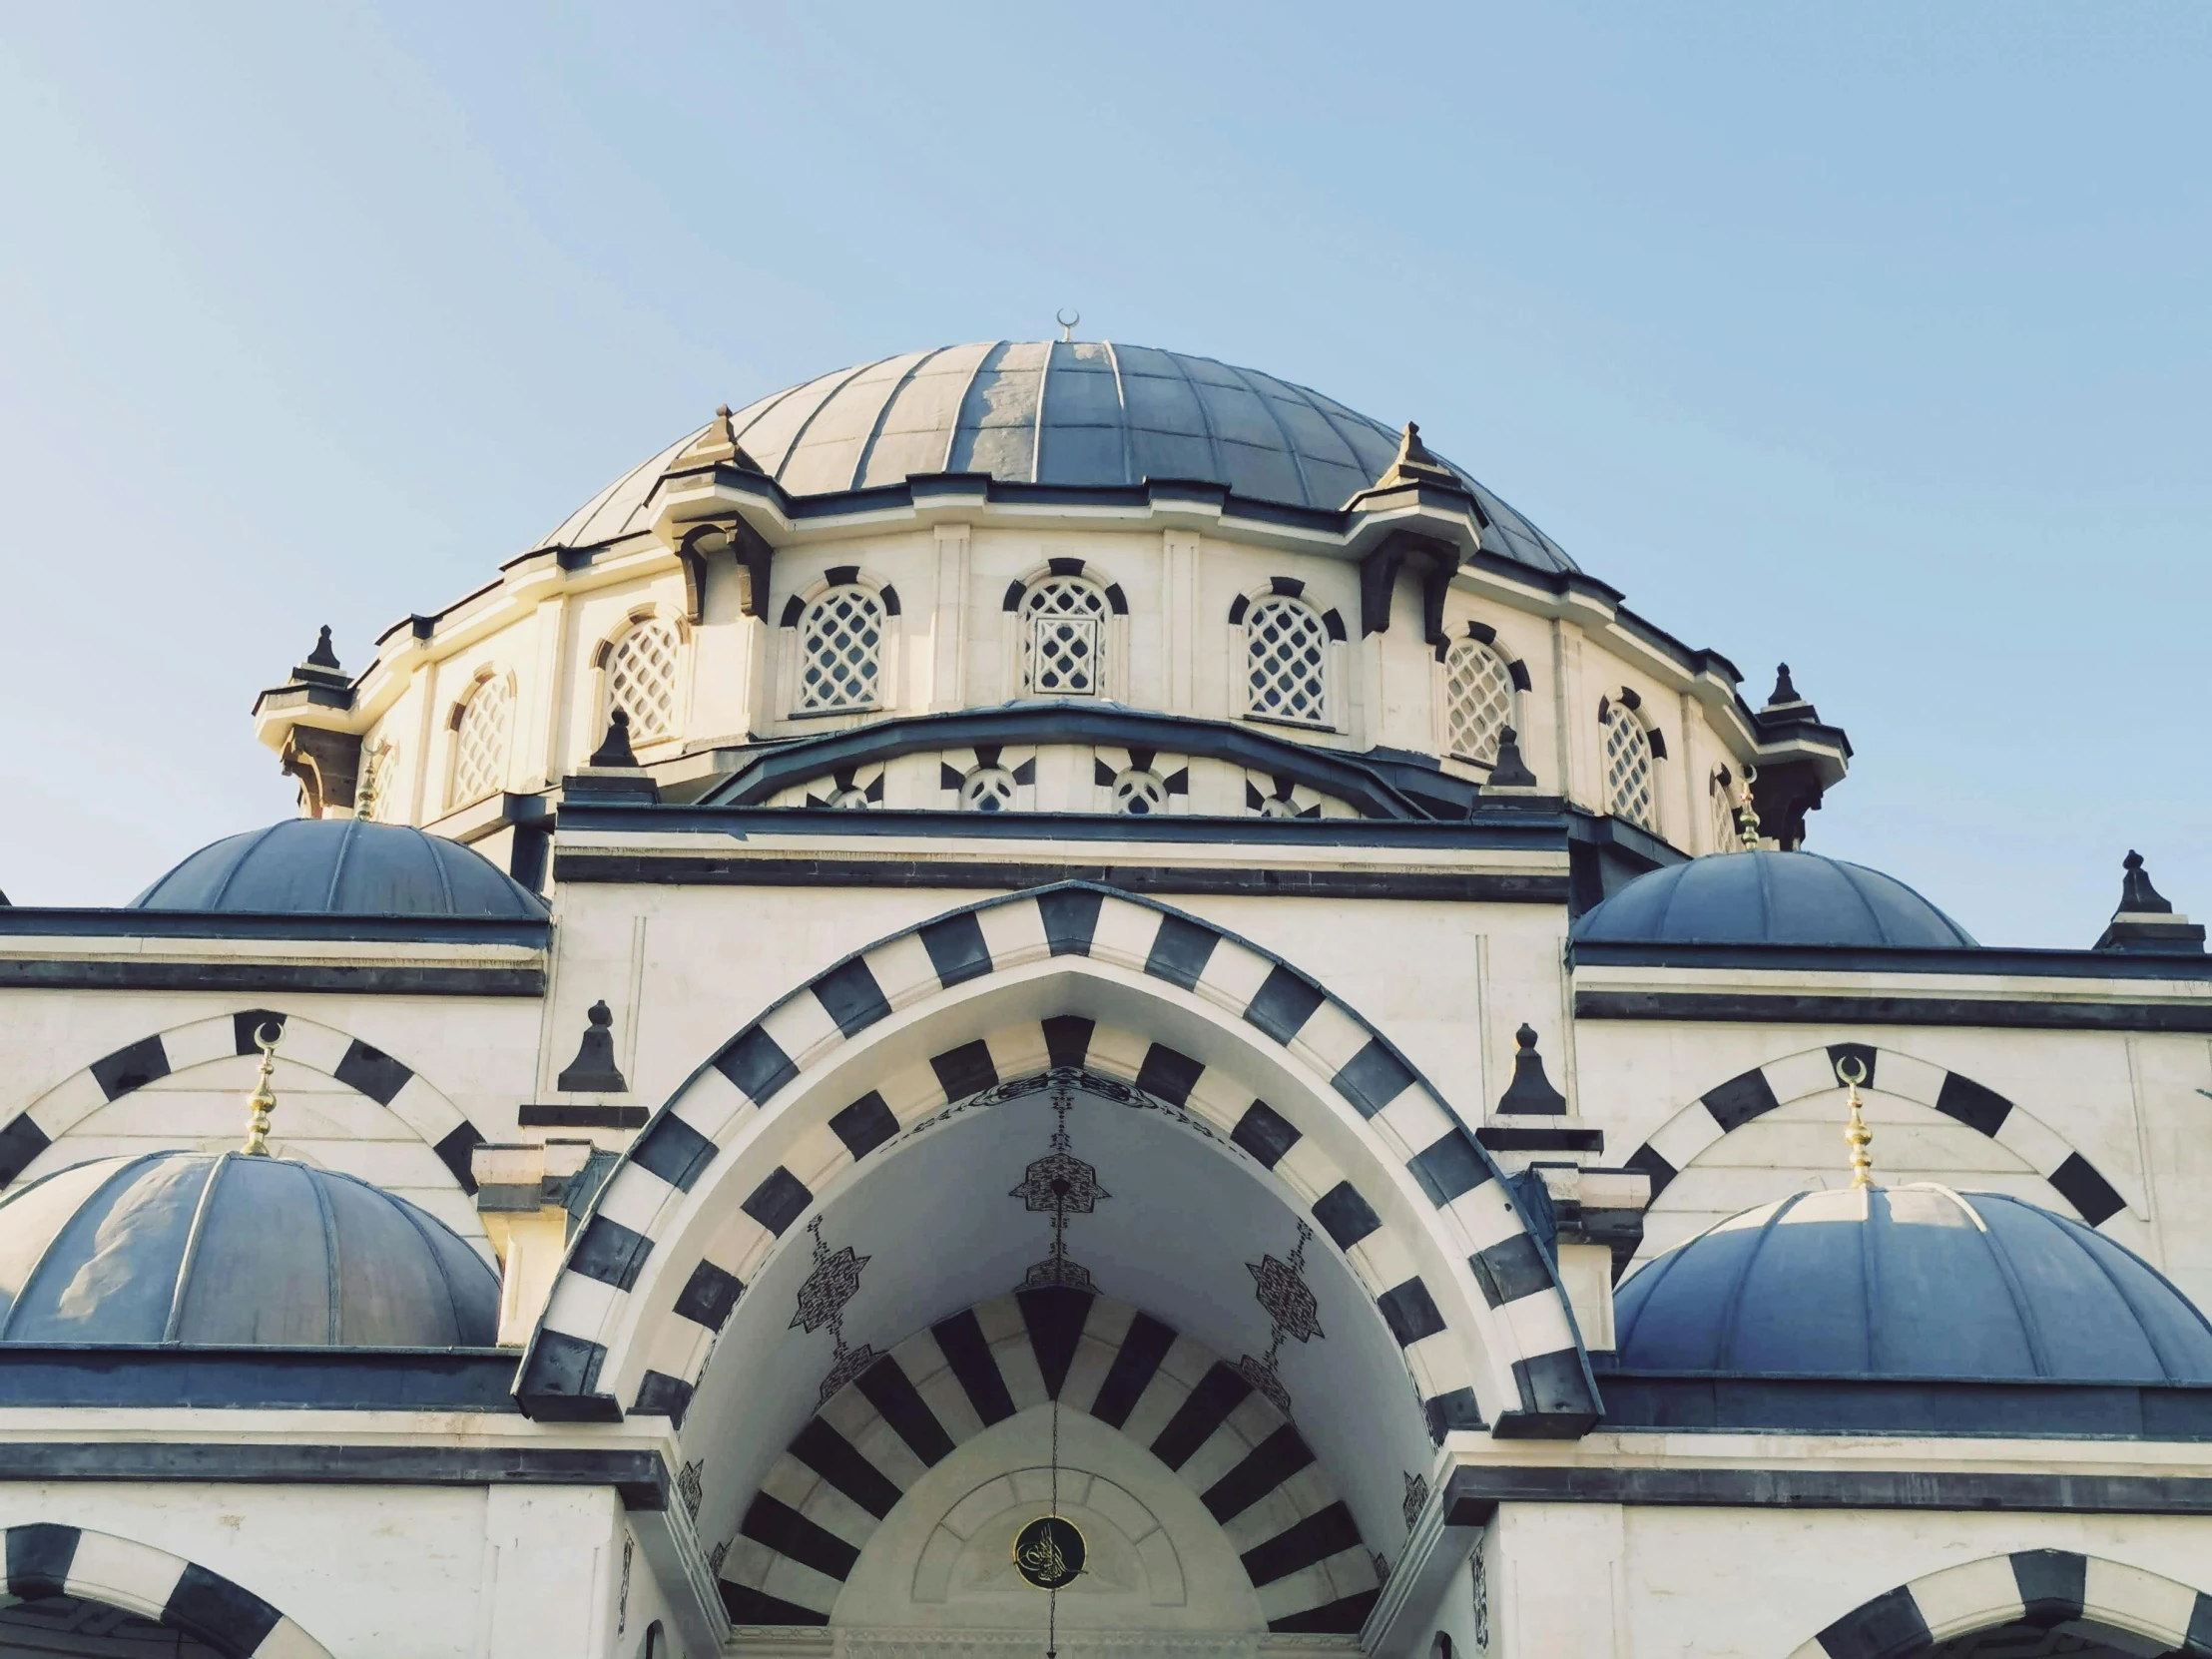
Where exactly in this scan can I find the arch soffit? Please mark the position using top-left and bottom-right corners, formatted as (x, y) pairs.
(0, 1010), (484, 1198)
(0, 1521), (335, 1659)
(518, 883), (1597, 1439)
(1794, 1548), (2212, 1659)
(1623, 1043), (2133, 1230)
(715, 1290), (1379, 1635)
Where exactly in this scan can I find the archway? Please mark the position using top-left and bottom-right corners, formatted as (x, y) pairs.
(1622, 1044), (2135, 1267)
(661, 1064), (1436, 1640)
(0, 1009), (488, 1240)
(0, 1523), (333, 1658)
(1797, 1549), (2212, 1659)
(522, 884), (1598, 1443)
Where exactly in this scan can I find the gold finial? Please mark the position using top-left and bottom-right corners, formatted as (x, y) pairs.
(1736, 763), (1763, 851)
(243, 1021), (283, 1155)
(1837, 1053), (1874, 1190)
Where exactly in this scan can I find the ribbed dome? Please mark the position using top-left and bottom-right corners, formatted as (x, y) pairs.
(1572, 850), (1976, 948)
(132, 819), (547, 918)
(0, 1152), (499, 1347)
(1615, 1186), (2212, 1383)
(545, 340), (1578, 574)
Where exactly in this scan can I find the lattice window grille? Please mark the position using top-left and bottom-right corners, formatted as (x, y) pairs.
(797, 587), (883, 713)
(1111, 769), (1167, 817)
(960, 768), (1017, 813)
(1246, 597), (1329, 726)
(609, 619), (682, 740)
(1710, 774), (1741, 851)
(1023, 578), (1108, 696)
(1444, 639), (1514, 764)
(450, 679), (514, 807)
(1603, 709), (1656, 830)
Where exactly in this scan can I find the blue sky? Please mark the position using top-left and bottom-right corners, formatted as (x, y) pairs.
(1, 3), (2206, 943)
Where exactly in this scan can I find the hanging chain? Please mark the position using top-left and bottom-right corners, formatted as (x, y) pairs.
(1046, 1385), (1061, 1659)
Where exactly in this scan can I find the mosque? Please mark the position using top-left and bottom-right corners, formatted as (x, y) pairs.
(3, 338), (2212, 1659)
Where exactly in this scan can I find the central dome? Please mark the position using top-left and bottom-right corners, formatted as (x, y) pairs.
(547, 340), (1577, 573)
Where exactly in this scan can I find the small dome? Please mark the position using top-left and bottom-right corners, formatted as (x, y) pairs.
(1572, 849), (1975, 948)
(0, 1152), (499, 1347)
(546, 340), (1578, 575)
(1615, 1186), (2212, 1383)
(132, 819), (547, 918)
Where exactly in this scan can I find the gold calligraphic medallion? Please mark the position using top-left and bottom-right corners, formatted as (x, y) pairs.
(1013, 1515), (1085, 1590)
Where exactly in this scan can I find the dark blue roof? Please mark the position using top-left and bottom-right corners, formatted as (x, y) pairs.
(132, 819), (547, 918)
(0, 1152), (500, 1347)
(1573, 850), (1976, 949)
(1615, 1186), (2212, 1383)
(547, 341), (1579, 575)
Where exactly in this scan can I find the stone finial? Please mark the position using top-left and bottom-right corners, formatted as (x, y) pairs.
(1766, 662), (1804, 707)
(1485, 726), (1539, 791)
(588, 708), (639, 769)
(2094, 849), (2206, 953)
(555, 1000), (629, 1094)
(1496, 1024), (1568, 1116)
(306, 625), (340, 670)
(2119, 849), (2174, 915)
(1374, 421), (1462, 492)
(678, 403), (766, 473)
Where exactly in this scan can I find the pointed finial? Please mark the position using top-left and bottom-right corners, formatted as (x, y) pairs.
(242, 1020), (283, 1155)
(1496, 1023), (1568, 1115)
(1486, 726), (1538, 790)
(588, 708), (639, 768)
(1056, 307), (1080, 342)
(1375, 420), (1461, 491)
(2119, 849), (2175, 915)
(1836, 1054), (1874, 1190)
(306, 625), (340, 670)
(1768, 663), (1803, 706)
(555, 999), (630, 1093)
(677, 403), (765, 473)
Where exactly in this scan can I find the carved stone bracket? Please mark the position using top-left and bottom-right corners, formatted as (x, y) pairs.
(1359, 531), (1461, 643)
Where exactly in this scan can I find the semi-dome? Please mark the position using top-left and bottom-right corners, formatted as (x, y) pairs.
(546, 339), (1578, 574)
(0, 1151), (500, 1347)
(132, 818), (548, 918)
(1615, 1185), (2212, 1383)
(1572, 849), (1976, 949)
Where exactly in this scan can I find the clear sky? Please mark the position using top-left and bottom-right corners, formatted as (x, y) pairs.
(1, 3), (2206, 944)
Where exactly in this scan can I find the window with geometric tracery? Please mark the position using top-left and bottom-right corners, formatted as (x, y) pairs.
(1245, 596), (1330, 726)
(449, 677), (514, 808)
(796, 586), (883, 714)
(607, 618), (682, 741)
(1444, 638), (1514, 764)
(1710, 769), (1742, 851)
(1022, 576), (1108, 697)
(1602, 705), (1656, 830)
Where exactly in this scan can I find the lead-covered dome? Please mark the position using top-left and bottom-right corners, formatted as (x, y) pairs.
(132, 818), (547, 918)
(0, 1152), (499, 1347)
(1572, 849), (1976, 948)
(1615, 1186), (2212, 1382)
(546, 340), (1578, 574)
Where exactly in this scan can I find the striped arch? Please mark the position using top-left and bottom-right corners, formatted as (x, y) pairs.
(1795, 1548), (2212, 1658)
(0, 1010), (485, 1196)
(1622, 1043), (2130, 1229)
(722, 1290), (1377, 1634)
(519, 883), (1598, 1438)
(1001, 556), (1130, 615)
(0, 1522), (333, 1658)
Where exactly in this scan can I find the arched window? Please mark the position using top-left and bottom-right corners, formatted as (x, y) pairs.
(1245, 596), (1330, 726)
(1602, 702), (1656, 830)
(1710, 766), (1742, 850)
(449, 676), (514, 808)
(1444, 638), (1515, 764)
(1022, 575), (1109, 696)
(797, 585), (884, 713)
(607, 617), (683, 741)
